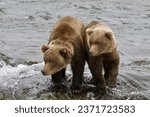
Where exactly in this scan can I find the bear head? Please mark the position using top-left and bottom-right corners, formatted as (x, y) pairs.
(41, 44), (72, 75)
(86, 28), (116, 56)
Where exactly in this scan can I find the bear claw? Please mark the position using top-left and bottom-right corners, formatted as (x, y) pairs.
(71, 90), (81, 94)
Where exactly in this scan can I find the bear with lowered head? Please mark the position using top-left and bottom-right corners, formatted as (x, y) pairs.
(41, 16), (85, 90)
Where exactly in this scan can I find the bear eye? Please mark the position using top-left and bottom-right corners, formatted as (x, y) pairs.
(49, 60), (57, 66)
(90, 40), (94, 45)
(95, 41), (99, 45)
(48, 60), (53, 63)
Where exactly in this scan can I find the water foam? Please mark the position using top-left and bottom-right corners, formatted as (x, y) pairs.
(0, 61), (43, 87)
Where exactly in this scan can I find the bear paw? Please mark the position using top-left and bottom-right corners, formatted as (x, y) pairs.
(95, 86), (107, 94)
(70, 85), (82, 94)
(107, 81), (116, 88)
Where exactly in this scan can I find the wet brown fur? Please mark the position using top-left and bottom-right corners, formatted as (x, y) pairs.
(41, 16), (85, 89)
(83, 20), (120, 93)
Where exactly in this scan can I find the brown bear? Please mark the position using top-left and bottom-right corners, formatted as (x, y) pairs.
(84, 20), (120, 93)
(41, 16), (85, 90)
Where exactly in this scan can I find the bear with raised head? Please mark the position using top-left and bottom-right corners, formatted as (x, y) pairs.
(41, 16), (85, 90)
(84, 20), (120, 93)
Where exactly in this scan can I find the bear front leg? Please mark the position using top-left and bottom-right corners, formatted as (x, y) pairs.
(71, 60), (85, 91)
(51, 68), (66, 85)
(107, 60), (119, 88)
(87, 56), (107, 93)
(103, 60), (109, 85)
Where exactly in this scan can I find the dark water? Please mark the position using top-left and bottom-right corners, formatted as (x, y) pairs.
(0, 0), (150, 100)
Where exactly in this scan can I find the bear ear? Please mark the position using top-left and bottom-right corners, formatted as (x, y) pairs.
(59, 48), (67, 58)
(86, 28), (94, 35)
(105, 32), (112, 40)
(41, 45), (49, 53)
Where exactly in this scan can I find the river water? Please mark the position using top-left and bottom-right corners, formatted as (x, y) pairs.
(0, 0), (150, 99)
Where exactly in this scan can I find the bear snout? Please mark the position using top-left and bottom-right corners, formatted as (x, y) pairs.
(41, 70), (46, 76)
